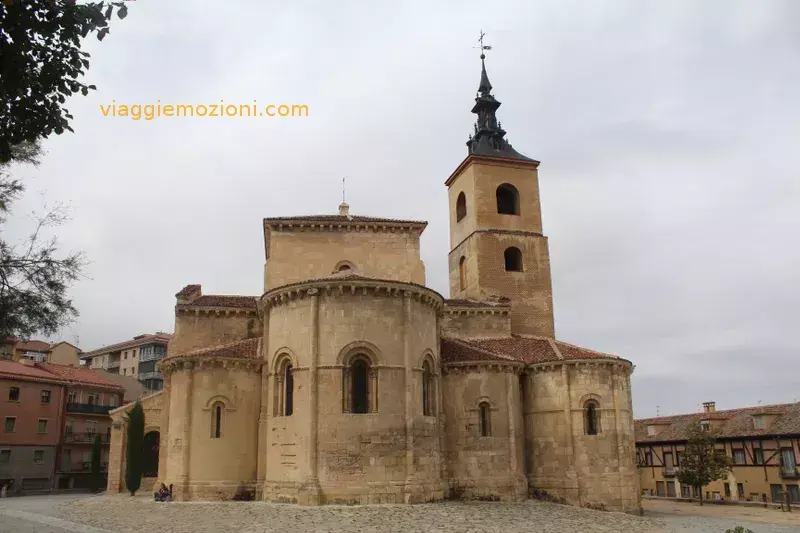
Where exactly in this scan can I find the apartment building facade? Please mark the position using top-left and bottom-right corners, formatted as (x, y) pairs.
(0, 338), (82, 366)
(37, 364), (124, 489)
(0, 360), (67, 492)
(636, 401), (800, 504)
(81, 333), (171, 393)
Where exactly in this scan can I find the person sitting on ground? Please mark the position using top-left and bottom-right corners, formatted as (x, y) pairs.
(154, 483), (170, 502)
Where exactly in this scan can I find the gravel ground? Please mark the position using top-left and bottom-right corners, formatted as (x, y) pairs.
(2, 494), (799, 533)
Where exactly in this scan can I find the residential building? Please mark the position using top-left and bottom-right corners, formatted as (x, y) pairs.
(81, 333), (172, 392)
(94, 371), (147, 403)
(635, 401), (800, 504)
(0, 338), (82, 366)
(37, 363), (124, 490)
(0, 360), (67, 492)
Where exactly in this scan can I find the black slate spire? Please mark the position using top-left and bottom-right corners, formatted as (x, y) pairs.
(466, 47), (537, 163)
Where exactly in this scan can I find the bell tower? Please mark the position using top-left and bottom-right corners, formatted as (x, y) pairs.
(446, 43), (555, 337)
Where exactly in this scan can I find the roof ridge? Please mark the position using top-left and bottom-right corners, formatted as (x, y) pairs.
(554, 338), (618, 359)
(547, 338), (564, 360)
(172, 337), (259, 358)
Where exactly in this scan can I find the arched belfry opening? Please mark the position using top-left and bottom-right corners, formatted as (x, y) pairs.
(456, 192), (467, 222)
(496, 184), (520, 215)
(504, 247), (523, 272)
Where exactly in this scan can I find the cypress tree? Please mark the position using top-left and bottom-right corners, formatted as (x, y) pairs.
(90, 434), (102, 493)
(125, 400), (145, 496)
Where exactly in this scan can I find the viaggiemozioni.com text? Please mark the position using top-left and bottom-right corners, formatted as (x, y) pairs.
(99, 101), (309, 120)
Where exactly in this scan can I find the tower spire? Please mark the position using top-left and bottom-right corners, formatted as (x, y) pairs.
(465, 31), (536, 163)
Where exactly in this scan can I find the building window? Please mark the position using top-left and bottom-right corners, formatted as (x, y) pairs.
(585, 400), (600, 435)
(458, 256), (467, 290)
(504, 247), (523, 272)
(496, 183), (520, 215)
(0, 450), (10, 464)
(422, 359), (435, 417)
(211, 402), (223, 438)
(284, 363), (294, 416)
(676, 451), (682, 466)
(37, 419), (48, 434)
(110, 395), (118, 408)
(737, 483), (745, 498)
(68, 391), (76, 403)
(700, 420), (710, 431)
(41, 390), (51, 404)
(755, 448), (764, 465)
(351, 358), (370, 414)
(647, 425), (655, 436)
(753, 415), (765, 429)
(644, 449), (653, 466)
(781, 448), (797, 473)
(33, 450), (44, 464)
(8, 386), (19, 401)
(456, 192), (467, 222)
(733, 449), (746, 465)
(478, 402), (491, 437)
(4, 417), (16, 433)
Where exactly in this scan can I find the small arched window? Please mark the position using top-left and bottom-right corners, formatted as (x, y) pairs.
(456, 192), (467, 222)
(211, 402), (223, 438)
(338, 264), (351, 272)
(585, 401), (600, 435)
(479, 402), (491, 437)
(351, 357), (370, 414)
(496, 184), (520, 215)
(458, 256), (467, 291)
(422, 360), (435, 416)
(284, 363), (294, 416)
(504, 247), (523, 272)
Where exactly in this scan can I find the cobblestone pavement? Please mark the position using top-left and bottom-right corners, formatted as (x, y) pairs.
(3, 494), (800, 533)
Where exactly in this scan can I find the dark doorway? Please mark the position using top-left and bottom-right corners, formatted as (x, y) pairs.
(143, 431), (160, 477)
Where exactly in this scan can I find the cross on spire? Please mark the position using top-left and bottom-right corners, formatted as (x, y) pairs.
(476, 29), (492, 58)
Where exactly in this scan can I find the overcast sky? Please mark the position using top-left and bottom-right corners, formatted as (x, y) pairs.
(6, 0), (799, 418)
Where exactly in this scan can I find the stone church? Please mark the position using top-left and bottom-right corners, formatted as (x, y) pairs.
(107, 53), (641, 513)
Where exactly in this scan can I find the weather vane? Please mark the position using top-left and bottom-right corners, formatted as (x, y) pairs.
(475, 29), (492, 56)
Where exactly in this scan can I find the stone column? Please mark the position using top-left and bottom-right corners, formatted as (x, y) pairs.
(562, 364), (580, 504)
(158, 373), (171, 482)
(180, 361), (194, 499)
(403, 292), (415, 496)
(306, 288), (320, 501)
(506, 371), (518, 475)
(611, 367), (625, 506)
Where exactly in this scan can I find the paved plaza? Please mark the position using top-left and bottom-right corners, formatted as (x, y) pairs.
(1, 494), (798, 533)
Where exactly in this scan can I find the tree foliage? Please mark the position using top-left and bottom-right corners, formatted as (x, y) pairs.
(0, 0), (131, 162)
(0, 141), (86, 340)
(677, 422), (733, 505)
(90, 433), (102, 492)
(125, 400), (144, 496)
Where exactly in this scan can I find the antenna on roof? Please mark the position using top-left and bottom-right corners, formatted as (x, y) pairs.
(656, 405), (660, 417)
(342, 177), (346, 204)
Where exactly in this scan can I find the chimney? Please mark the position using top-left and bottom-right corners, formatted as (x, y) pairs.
(703, 401), (716, 413)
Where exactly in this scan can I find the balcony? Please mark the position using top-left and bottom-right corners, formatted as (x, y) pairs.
(64, 432), (110, 444)
(139, 371), (163, 381)
(107, 360), (120, 369)
(663, 468), (679, 478)
(62, 461), (108, 473)
(139, 351), (166, 363)
(780, 467), (799, 479)
(66, 403), (112, 415)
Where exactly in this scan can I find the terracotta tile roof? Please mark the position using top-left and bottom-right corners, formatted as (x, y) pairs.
(0, 360), (67, 385)
(264, 214), (427, 227)
(81, 333), (173, 358)
(168, 338), (261, 361)
(444, 298), (511, 308)
(440, 337), (519, 364)
(441, 335), (621, 365)
(635, 402), (800, 442)
(37, 363), (124, 391)
(16, 340), (51, 352)
(265, 271), (443, 299)
(176, 284), (201, 298)
(177, 294), (259, 309)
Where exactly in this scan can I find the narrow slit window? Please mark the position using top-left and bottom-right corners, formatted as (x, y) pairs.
(479, 402), (491, 437)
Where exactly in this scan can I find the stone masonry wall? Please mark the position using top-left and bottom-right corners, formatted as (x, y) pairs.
(440, 309), (511, 339)
(442, 366), (526, 501)
(170, 311), (260, 356)
(264, 228), (426, 291)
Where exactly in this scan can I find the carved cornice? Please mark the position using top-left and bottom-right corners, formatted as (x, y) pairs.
(175, 307), (259, 318)
(442, 361), (523, 375)
(262, 279), (444, 312)
(264, 219), (426, 236)
(443, 306), (510, 317)
(526, 358), (633, 375)
(160, 356), (264, 376)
